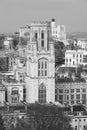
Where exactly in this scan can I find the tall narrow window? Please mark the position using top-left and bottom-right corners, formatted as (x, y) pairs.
(41, 70), (43, 76)
(23, 88), (26, 102)
(41, 40), (44, 48)
(41, 62), (43, 68)
(45, 70), (47, 76)
(35, 32), (38, 40)
(45, 62), (47, 68)
(11, 88), (19, 103)
(41, 31), (44, 39)
(39, 83), (46, 103)
(38, 62), (40, 69)
(38, 59), (48, 77)
(41, 31), (44, 49)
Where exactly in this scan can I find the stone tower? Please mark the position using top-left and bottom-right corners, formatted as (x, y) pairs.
(26, 21), (55, 103)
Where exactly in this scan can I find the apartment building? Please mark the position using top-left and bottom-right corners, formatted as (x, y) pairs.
(19, 25), (30, 38)
(4, 37), (13, 50)
(71, 111), (87, 130)
(65, 50), (85, 67)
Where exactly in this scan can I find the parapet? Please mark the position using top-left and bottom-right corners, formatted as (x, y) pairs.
(30, 21), (51, 27)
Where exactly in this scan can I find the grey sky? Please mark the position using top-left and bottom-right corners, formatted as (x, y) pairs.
(0, 0), (87, 33)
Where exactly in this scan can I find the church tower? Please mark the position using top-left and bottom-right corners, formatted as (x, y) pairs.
(26, 21), (55, 103)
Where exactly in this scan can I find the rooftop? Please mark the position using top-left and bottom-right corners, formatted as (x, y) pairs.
(72, 104), (86, 112)
(66, 49), (85, 53)
(57, 66), (76, 73)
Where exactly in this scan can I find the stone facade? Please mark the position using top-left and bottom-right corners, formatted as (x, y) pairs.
(71, 112), (87, 130)
(51, 19), (66, 41)
(25, 21), (55, 103)
(0, 21), (55, 105)
(3, 81), (24, 104)
(56, 82), (87, 105)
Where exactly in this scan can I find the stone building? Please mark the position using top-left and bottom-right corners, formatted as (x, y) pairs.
(56, 82), (87, 106)
(2, 79), (24, 104)
(74, 38), (87, 50)
(51, 19), (66, 41)
(25, 21), (55, 103)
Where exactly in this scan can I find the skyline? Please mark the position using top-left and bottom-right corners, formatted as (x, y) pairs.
(0, 0), (87, 33)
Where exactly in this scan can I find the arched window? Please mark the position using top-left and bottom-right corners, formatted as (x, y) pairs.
(38, 59), (48, 77)
(39, 83), (46, 103)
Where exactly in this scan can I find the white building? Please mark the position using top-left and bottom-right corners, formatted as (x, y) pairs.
(25, 21), (55, 103)
(4, 37), (13, 50)
(71, 111), (87, 130)
(65, 50), (85, 67)
(81, 52), (87, 82)
(51, 19), (66, 41)
(82, 52), (87, 67)
(74, 39), (87, 50)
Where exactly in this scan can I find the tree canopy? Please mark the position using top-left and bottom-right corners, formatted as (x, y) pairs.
(11, 103), (73, 130)
(0, 58), (8, 72)
(0, 115), (5, 130)
(0, 35), (5, 50)
(54, 41), (65, 67)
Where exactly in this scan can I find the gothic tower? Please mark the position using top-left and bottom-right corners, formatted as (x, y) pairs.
(26, 21), (55, 103)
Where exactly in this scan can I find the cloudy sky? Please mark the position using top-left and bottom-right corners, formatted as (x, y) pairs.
(0, 0), (87, 33)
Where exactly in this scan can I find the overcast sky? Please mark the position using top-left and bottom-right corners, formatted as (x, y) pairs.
(0, 0), (87, 33)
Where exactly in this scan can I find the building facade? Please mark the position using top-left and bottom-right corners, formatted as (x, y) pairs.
(25, 21), (55, 103)
(75, 39), (87, 50)
(56, 82), (87, 106)
(65, 50), (85, 67)
(3, 81), (24, 104)
(71, 112), (87, 130)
